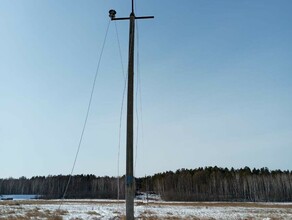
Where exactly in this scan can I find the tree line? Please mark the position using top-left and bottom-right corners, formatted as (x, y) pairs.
(145, 167), (292, 202)
(0, 167), (291, 202)
(0, 175), (124, 199)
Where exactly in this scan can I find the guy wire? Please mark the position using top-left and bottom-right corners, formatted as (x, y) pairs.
(58, 20), (111, 209)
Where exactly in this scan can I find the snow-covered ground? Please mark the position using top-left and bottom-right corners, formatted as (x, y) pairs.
(0, 199), (292, 219)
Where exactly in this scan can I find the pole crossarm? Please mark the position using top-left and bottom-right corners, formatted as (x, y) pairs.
(109, 8), (154, 21)
(111, 16), (154, 21)
(135, 16), (154, 19)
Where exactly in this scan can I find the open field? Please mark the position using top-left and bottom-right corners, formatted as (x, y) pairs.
(0, 200), (292, 219)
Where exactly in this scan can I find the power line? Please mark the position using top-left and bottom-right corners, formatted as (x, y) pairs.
(115, 21), (127, 201)
(134, 19), (140, 173)
(59, 20), (111, 208)
(134, 19), (145, 175)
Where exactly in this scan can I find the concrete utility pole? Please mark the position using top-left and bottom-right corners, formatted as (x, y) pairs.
(109, 1), (153, 219)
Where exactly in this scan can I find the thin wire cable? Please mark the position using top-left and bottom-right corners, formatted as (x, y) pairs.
(58, 20), (111, 208)
(115, 21), (127, 201)
(135, 2), (148, 207)
(134, 19), (140, 174)
(115, 23), (126, 80)
(134, 0), (139, 174)
(134, 3), (147, 208)
(134, 19), (145, 174)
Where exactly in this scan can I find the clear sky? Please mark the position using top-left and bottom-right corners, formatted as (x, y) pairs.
(1, 0), (291, 178)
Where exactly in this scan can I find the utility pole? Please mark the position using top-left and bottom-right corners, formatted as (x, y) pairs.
(109, 1), (153, 219)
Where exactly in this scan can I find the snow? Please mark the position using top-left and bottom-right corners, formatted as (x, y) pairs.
(0, 200), (292, 219)
(135, 192), (161, 201)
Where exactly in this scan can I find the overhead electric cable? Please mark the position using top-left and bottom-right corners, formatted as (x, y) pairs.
(134, 19), (145, 174)
(59, 20), (111, 208)
(115, 21), (127, 201)
(115, 22), (126, 80)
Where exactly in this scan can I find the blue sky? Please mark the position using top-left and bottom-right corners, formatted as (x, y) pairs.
(1, 0), (291, 178)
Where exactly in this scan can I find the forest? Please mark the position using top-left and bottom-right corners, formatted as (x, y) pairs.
(0, 166), (291, 202)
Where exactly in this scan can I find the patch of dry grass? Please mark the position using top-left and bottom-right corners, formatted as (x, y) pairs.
(137, 209), (206, 220)
(0, 217), (27, 220)
(3, 199), (290, 209)
(24, 207), (66, 220)
(1, 200), (291, 219)
(135, 216), (215, 220)
(144, 201), (292, 209)
(87, 210), (101, 216)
